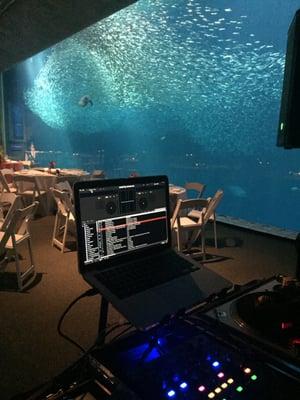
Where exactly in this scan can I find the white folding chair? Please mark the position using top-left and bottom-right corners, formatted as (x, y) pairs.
(187, 189), (224, 249)
(13, 175), (47, 215)
(54, 180), (73, 200)
(51, 188), (76, 252)
(171, 190), (224, 258)
(0, 201), (39, 290)
(0, 169), (17, 193)
(0, 193), (23, 231)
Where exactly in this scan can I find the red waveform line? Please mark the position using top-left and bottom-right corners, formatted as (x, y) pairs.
(97, 215), (166, 232)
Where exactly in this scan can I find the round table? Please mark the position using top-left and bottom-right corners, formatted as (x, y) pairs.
(14, 169), (89, 215)
(0, 161), (24, 171)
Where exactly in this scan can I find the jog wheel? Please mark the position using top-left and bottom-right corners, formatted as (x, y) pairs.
(106, 201), (117, 215)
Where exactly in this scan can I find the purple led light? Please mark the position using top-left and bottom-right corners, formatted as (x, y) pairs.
(198, 385), (206, 392)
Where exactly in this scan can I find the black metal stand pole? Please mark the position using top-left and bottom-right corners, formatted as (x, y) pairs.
(97, 296), (109, 345)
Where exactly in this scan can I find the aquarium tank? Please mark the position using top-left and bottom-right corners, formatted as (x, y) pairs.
(2, 0), (300, 231)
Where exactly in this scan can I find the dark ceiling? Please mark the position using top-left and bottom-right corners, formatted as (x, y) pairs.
(0, 0), (137, 72)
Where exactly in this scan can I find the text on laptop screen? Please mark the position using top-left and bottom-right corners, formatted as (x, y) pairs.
(78, 181), (169, 265)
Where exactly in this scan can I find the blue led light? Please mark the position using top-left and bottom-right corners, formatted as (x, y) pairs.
(179, 382), (188, 390)
(167, 389), (176, 398)
(212, 361), (220, 368)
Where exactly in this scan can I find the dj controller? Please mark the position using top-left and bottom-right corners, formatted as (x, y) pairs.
(16, 276), (300, 400)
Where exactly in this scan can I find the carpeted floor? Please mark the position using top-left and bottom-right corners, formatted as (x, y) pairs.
(0, 216), (297, 399)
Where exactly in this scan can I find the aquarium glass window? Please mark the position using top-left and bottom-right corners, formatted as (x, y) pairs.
(3, 0), (300, 231)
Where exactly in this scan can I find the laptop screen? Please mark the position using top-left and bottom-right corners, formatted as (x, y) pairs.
(74, 176), (171, 269)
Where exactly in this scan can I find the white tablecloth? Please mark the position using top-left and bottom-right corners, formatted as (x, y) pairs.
(14, 169), (89, 215)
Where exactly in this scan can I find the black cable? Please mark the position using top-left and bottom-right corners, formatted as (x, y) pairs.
(109, 324), (135, 344)
(57, 288), (99, 353)
(0, 0), (16, 18)
(96, 321), (133, 348)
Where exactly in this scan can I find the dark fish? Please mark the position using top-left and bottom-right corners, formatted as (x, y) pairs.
(78, 95), (93, 107)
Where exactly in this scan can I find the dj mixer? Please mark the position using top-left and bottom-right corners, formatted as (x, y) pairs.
(16, 276), (300, 400)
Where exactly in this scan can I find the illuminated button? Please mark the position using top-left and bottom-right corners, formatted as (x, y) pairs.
(217, 372), (225, 378)
(251, 374), (258, 381)
(167, 390), (176, 398)
(198, 385), (206, 392)
(212, 361), (220, 368)
(208, 393), (216, 399)
(236, 386), (244, 392)
(244, 367), (251, 374)
(215, 387), (222, 394)
(281, 321), (293, 330)
(221, 383), (228, 389)
(179, 382), (188, 390)
(227, 378), (234, 384)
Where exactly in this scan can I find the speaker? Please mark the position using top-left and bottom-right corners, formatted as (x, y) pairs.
(277, 9), (300, 149)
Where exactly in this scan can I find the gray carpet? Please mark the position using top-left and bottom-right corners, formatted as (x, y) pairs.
(0, 216), (297, 399)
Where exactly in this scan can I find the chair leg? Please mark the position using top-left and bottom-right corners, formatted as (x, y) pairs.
(13, 240), (36, 291)
(13, 247), (23, 291)
(39, 194), (48, 216)
(52, 213), (59, 247)
(61, 217), (68, 253)
(213, 216), (218, 248)
(27, 236), (35, 267)
(176, 228), (182, 252)
(201, 228), (206, 261)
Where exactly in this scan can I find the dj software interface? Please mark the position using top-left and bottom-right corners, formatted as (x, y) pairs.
(78, 181), (168, 265)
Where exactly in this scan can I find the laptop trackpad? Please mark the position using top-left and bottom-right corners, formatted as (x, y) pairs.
(122, 273), (207, 328)
(121, 269), (231, 328)
(152, 273), (206, 308)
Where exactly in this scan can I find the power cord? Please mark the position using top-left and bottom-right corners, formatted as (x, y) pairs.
(57, 288), (99, 353)
(57, 288), (134, 355)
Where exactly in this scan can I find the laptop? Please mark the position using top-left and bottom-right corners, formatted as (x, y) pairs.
(74, 175), (231, 329)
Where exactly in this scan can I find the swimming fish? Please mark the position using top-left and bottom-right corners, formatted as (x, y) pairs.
(78, 95), (93, 107)
(228, 185), (247, 198)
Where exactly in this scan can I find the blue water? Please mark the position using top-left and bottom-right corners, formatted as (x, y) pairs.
(4, 0), (300, 231)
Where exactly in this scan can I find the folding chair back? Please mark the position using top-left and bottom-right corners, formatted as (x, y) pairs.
(54, 180), (73, 199)
(51, 188), (74, 216)
(0, 170), (12, 192)
(202, 189), (223, 225)
(185, 182), (206, 198)
(0, 201), (39, 290)
(0, 193), (23, 231)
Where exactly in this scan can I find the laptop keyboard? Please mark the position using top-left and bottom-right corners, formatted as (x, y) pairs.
(95, 251), (200, 299)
